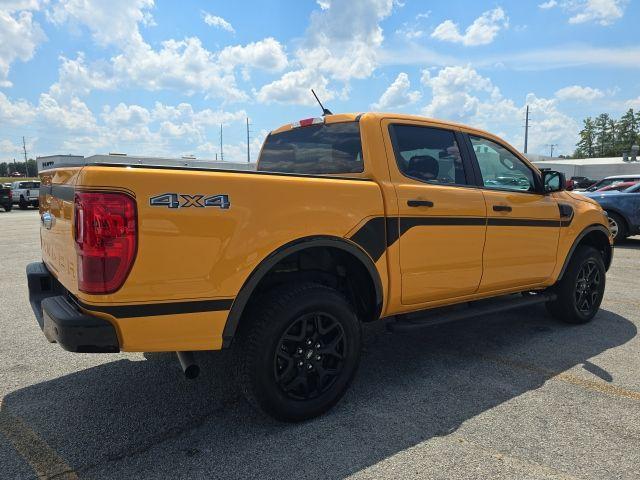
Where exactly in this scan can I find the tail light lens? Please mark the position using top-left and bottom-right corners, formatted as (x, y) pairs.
(8, 190), (12, 199)
(74, 191), (137, 294)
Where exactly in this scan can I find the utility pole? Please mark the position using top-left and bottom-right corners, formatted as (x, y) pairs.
(246, 117), (251, 163)
(546, 144), (558, 157)
(22, 136), (30, 177)
(523, 105), (529, 154)
(220, 124), (224, 162)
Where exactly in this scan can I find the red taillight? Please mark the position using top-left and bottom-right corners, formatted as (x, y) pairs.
(8, 190), (12, 200)
(74, 191), (137, 294)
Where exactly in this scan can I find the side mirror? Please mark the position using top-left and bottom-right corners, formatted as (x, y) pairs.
(542, 170), (566, 193)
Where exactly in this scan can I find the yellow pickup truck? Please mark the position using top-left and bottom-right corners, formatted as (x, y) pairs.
(28, 112), (612, 421)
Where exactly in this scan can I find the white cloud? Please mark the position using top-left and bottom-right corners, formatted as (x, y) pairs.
(202, 12), (234, 32)
(0, 92), (37, 125)
(47, 1), (289, 101)
(218, 38), (288, 72)
(111, 38), (247, 101)
(539, 0), (627, 25)
(299, 0), (394, 81)
(255, 69), (334, 105)
(555, 85), (604, 102)
(48, 53), (117, 99)
(372, 72), (421, 109)
(49, 0), (154, 49)
(0, 8), (46, 86)
(420, 65), (578, 155)
(431, 7), (508, 46)
(538, 1), (558, 8)
(255, 0), (395, 106)
(568, 0), (626, 25)
(624, 97), (640, 110)
(38, 93), (98, 131)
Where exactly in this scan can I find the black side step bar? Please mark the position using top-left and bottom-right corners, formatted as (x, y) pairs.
(386, 292), (556, 333)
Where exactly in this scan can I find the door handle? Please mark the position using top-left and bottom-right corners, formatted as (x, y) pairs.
(407, 200), (434, 208)
(493, 205), (512, 212)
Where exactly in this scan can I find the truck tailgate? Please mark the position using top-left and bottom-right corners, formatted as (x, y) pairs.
(39, 167), (83, 294)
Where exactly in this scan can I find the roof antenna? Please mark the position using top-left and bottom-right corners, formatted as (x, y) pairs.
(311, 89), (333, 116)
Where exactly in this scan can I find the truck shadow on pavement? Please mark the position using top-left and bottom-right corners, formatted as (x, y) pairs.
(1, 307), (636, 479)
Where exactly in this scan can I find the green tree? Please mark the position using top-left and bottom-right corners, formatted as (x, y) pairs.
(594, 113), (612, 157)
(575, 117), (597, 158)
(617, 108), (639, 152)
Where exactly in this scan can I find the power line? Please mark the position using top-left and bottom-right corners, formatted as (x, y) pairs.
(22, 136), (30, 177)
(219, 124), (224, 162)
(523, 105), (530, 154)
(246, 117), (251, 163)
(546, 143), (558, 157)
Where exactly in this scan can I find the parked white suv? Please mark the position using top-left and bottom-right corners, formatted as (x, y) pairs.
(11, 181), (40, 209)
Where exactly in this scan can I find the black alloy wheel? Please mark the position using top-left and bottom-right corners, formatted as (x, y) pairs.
(574, 260), (602, 315)
(274, 312), (346, 401)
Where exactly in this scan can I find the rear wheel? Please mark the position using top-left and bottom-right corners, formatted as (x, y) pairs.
(546, 246), (605, 324)
(606, 211), (627, 243)
(18, 197), (28, 210)
(3, 204), (11, 212)
(234, 282), (361, 422)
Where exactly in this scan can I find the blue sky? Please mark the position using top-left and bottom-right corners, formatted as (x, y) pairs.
(1, 0), (638, 161)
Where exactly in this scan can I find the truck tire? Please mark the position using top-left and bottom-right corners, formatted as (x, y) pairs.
(546, 246), (606, 324)
(19, 197), (28, 210)
(234, 282), (362, 422)
(4, 204), (12, 212)
(605, 211), (627, 243)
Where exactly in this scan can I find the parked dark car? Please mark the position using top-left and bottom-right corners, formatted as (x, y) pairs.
(584, 183), (640, 242)
(570, 176), (596, 189)
(0, 185), (12, 212)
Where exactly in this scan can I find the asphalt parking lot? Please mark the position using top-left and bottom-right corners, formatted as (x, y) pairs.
(1, 208), (639, 480)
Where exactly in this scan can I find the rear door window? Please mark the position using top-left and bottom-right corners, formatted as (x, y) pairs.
(389, 124), (469, 185)
(258, 122), (363, 175)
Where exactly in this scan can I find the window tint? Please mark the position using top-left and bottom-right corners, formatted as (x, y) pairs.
(470, 136), (535, 192)
(390, 125), (467, 185)
(258, 122), (363, 175)
(19, 182), (39, 188)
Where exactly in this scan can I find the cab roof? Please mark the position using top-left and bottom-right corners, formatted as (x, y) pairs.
(270, 112), (502, 141)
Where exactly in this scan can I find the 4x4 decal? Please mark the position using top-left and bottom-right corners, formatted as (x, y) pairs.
(149, 193), (230, 209)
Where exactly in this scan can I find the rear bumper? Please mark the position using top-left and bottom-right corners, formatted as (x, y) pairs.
(26, 262), (120, 353)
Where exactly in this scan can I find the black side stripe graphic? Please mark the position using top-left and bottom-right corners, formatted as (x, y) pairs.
(349, 217), (387, 263)
(400, 216), (486, 235)
(486, 218), (559, 227)
(350, 215), (566, 262)
(75, 298), (234, 318)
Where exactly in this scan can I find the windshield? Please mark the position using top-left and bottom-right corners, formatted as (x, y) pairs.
(258, 122), (363, 175)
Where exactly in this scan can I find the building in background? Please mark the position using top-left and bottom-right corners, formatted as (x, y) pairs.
(529, 156), (640, 180)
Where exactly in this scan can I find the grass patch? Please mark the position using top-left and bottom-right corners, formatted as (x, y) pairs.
(0, 177), (39, 184)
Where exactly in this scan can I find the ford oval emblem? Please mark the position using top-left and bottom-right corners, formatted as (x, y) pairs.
(41, 212), (54, 230)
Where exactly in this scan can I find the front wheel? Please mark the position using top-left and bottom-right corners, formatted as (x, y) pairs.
(234, 282), (362, 422)
(546, 246), (606, 324)
(18, 198), (28, 210)
(606, 211), (627, 243)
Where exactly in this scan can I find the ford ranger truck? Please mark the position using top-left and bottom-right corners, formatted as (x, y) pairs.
(27, 113), (612, 421)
